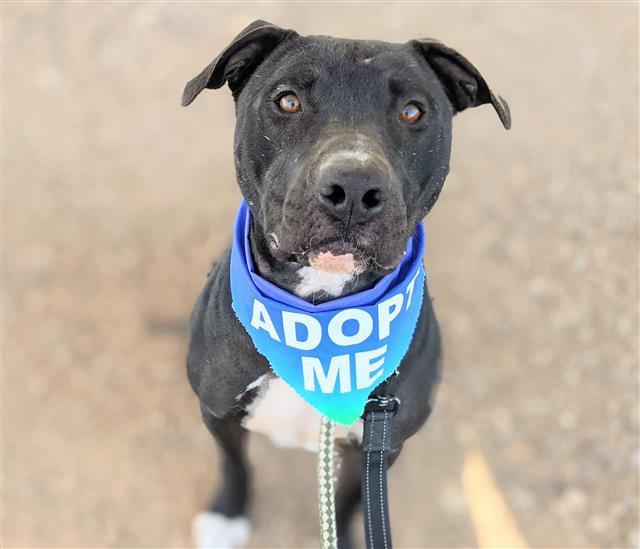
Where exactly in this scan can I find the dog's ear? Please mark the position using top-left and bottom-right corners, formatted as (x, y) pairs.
(411, 39), (511, 129)
(181, 20), (297, 106)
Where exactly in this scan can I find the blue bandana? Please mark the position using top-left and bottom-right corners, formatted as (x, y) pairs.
(230, 201), (425, 425)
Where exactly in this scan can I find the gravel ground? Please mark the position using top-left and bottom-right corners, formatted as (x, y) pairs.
(2, 2), (638, 548)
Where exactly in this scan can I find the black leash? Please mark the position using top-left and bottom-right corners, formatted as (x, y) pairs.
(361, 394), (400, 549)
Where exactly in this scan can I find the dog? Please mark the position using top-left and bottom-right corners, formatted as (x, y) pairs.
(182, 20), (510, 548)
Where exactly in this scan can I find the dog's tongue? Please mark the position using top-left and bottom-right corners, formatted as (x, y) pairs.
(310, 251), (357, 274)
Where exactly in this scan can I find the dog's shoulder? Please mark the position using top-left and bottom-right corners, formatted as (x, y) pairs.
(187, 249), (271, 418)
(189, 250), (233, 335)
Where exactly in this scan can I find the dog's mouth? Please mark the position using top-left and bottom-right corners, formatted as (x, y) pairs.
(267, 225), (406, 276)
(309, 250), (361, 274)
(277, 240), (402, 276)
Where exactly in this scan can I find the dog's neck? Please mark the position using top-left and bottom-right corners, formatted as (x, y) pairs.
(248, 225), (381, 304)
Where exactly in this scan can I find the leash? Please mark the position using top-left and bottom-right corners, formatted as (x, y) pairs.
(361, 395), (399, 549)
(318, 416), (338, 549)
(317, 394), (399, 549)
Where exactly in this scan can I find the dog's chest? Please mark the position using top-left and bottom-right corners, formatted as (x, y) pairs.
(242, 376), (362, 452)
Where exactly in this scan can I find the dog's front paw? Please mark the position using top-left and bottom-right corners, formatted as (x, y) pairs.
(192, 512), (251, 549)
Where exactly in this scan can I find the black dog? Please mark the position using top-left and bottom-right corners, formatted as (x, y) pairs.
(183, 20), (510, 548)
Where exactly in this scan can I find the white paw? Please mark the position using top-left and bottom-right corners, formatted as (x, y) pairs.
(192, 512), (251, 549)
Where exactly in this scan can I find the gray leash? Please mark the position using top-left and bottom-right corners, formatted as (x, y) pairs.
(318, 416), (338, 549)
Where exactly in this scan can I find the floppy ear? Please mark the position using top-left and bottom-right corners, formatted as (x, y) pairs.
(181, 20), (297, 106)
(411, 39), (511, 129)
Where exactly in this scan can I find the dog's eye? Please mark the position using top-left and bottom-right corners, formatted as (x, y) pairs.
(277, 93), (301, 114)
(400, 102), (422, 124)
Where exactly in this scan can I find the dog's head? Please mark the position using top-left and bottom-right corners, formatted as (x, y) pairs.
(183, 20), (510, 283)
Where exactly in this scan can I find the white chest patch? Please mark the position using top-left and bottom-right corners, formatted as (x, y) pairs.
(242, 376), (362, 452)
(294, 266), (353, 299)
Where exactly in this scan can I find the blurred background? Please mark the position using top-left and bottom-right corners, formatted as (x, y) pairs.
(2, 2), (638, 548)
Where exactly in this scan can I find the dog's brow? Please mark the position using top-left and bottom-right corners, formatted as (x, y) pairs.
(267, 65), (319, 89)
(388, 76), (417, 96)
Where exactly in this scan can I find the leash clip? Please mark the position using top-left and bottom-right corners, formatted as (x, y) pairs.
(363, 394), (401, 416)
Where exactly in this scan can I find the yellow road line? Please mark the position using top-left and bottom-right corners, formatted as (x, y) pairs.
(462, 447), (529, 549)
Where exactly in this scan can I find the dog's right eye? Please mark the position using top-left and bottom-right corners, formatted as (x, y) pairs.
(400, 102), (423, 124)
(277, 93), (302, 114)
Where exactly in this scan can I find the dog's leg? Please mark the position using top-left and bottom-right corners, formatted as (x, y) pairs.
(335, 441), (362, 549)
(192, 404), (251, 549)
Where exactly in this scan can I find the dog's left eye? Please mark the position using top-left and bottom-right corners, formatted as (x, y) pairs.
(277, 93), (302, 114)
(400, 102), (423, 124)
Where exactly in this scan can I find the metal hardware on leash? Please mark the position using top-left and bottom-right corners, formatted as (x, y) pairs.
(318, 416), (338, 549)
(364, 395), (401, 410)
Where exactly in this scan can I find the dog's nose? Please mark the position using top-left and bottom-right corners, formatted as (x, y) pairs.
(317, 178), (384, 224)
